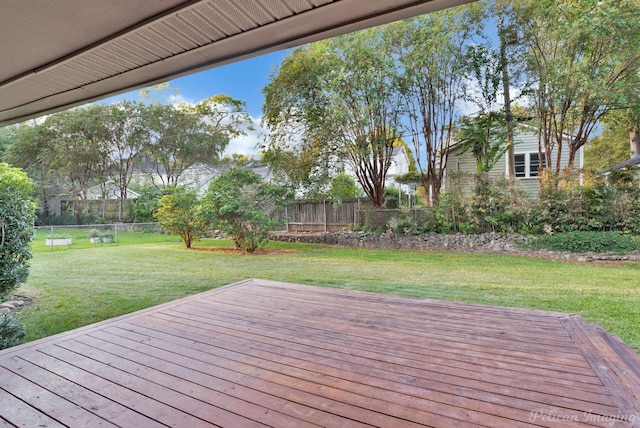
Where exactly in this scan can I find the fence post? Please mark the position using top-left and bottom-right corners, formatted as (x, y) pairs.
(50, 225), (54, 252)
(323, 200), (327, 232)
(114, 224), (118, 246)
(285, 206), (289, 232)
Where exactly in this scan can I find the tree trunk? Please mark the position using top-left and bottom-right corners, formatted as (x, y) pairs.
(499, 13), (515, 185)
(630, 128), (640, 158)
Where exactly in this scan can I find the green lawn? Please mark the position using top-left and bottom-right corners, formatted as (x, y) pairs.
(16, 238), (640, 352)
(32, 227), (182, 252)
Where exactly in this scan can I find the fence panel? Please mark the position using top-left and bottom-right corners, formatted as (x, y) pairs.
(283, 199), (433, 232)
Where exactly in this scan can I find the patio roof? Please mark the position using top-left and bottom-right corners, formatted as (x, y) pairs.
(1, 278), (639, 427)
(0, 0), (472, 126)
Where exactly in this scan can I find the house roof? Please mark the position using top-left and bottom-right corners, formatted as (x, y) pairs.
(0, 0), (473, 126)
(604, 155), (640, 172)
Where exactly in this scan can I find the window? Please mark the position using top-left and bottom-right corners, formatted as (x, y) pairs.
(514, 154), (526, 178)
(514, 152), (546, 178)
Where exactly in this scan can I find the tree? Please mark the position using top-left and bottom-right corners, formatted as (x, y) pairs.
(385, 3), (484, 205)
(203, 168), (291, 253)
(155, 189), (206, 249)
(263, 31), (404, 207)
(97, 101), (148, 219)
(46, 110), (108, 224)
(585, 103), (640, 173)
(144, 95), (252, 188)
(0, 127), (14, 161)
(456, 112), (508, 174)
(329, 173), (360, 201)
(519, 0), (640, 171)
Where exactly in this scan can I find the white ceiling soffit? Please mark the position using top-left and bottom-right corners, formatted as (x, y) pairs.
(0, 0), (473, 126)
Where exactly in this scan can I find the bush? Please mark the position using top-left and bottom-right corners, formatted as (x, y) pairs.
(527, 231), (639, 253)
(155, 189), (207, 248)
(0, 163), (35, 299)
(203, 168), (292, 253)
(0, 313), (26, 350)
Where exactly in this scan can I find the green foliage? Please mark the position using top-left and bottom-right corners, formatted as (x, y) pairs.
(585, 127), (633, 174)
(144, 95), (252, 188)
(520, 0), (640, 169)
(456, 113), (508, 173)
(329, 173), (360, 201)
(528, 231), (640, 253)
(0, 313), (26, 350)
(203, 168), (292, 253)
(127, 186), (163, 223)
(0, 163), (35, 299)
(155, 189), (206, 248)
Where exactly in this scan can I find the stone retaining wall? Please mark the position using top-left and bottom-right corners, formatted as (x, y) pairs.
(270, 231), (640, 262)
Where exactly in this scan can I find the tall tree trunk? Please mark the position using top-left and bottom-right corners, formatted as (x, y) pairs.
(498, 14), (515, 185)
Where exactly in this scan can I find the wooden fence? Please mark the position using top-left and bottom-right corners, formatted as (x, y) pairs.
(281, 199), (432, 232)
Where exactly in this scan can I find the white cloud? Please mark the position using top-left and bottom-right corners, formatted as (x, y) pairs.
(224, 115), (267, 156)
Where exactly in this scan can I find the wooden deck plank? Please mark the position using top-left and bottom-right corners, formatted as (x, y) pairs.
(154, 306), (619, 414)
(178, 302), (608, 394)
(0, 365), (116, 427)
(132, 310), (622, 427)
(208, 291), (590, 363)
(1, 278), (638, 427)
(1, 356), (163, 428)
(0, 386), (67, 428)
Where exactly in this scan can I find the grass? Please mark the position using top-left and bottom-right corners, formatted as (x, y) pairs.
(15, 238), (640, 352)
(32, 227), (182, 252)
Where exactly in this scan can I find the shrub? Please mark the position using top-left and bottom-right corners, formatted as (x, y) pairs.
(388, 217), (418, 235)
(155, 189), (207, 248)
(527, 231), (639, 253)
(0, 163), (35, 299)
(0, 313), (26, 350)
(203, 168), (292, 253)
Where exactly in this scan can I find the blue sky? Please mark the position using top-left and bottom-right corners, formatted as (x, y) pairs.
(105, 50), (291, 156)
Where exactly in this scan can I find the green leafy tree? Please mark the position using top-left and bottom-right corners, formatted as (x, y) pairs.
(203, 168), (291, 253)
(144, 95), (252, 188)
(519, 0), (640, 171)
(263, 31), (404, 207)
(456, 112), (508, 174)
(329, 173), (360, 201)
(0, 127), (14, 161)
(155, 189), (206, 248)
(385, 3), (485, 205)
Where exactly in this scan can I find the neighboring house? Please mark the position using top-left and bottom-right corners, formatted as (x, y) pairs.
(343, 145), (413, 194)
(445, 124), (584, 197)
(604, 156), (640, 179)
(178, 163), (274, 195)
(86, 181), (141, 200)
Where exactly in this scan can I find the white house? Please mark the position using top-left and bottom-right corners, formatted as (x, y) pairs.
(445, 124), (584, 196)
(343, 145), (413, 194)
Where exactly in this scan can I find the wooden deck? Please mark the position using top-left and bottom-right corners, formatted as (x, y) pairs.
(1, 279), (639, 427)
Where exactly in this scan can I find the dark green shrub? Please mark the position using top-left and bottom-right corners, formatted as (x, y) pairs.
(0, 163), (35, 299)
(528, 231), (639, 253)
(0, 313), (26, 350)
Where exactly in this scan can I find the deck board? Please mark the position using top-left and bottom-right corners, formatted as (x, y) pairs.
(1, 278), (639, 427)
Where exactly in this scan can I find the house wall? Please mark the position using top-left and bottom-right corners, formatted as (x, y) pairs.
(445, 125), (584, 197)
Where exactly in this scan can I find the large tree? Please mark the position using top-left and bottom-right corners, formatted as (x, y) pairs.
(263, 31), (404, 207)
(385, 3), (484, 204)
(519, 0), (640, 172)
(144, 95), (251, 188)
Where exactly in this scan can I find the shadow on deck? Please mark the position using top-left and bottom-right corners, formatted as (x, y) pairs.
(1, 278), (639, 427)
